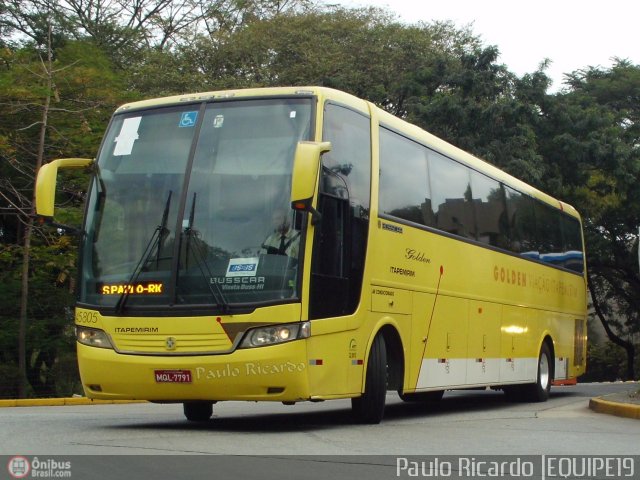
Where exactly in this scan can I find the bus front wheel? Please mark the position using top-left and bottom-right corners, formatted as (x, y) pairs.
(351, 333), (387, 424)
(183, 401), (213, 422)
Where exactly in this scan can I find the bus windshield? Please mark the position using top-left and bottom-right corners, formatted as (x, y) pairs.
(80, 97), (313, 310)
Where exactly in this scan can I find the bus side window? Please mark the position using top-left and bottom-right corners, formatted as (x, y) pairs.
(561, 215), (584, 273)
(535, 201), (564, 264)
(428, 152), (475, 240)
(309, 102), (371, 319)
(505, 186), (538, 258)
(379, 127), (432, 227)
(470, 170), (507, 248)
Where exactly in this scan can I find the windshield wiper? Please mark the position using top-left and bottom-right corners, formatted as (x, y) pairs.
(114, 191), (172, 314)
(182, 192), (230, 313)
(156, 190), (172, 267)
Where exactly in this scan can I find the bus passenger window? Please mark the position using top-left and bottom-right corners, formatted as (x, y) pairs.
(428, 152), (475, 240)
(535, 201), (564, 265)
(505, 186), (538, 258)
(561, 215), (584, 273)
(379, 127), (432, 227)
(470, 171), (507, 248)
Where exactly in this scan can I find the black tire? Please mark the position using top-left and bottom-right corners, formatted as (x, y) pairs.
(183, 402), (213, 422)
(524, 342), (553, 402)
(351, 334), (387, 424)
(504, 343), (553, 403)
(399, 390), (444, 403)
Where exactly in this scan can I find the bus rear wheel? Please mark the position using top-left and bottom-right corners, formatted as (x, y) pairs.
(504, 343), (553, 402)
(524, 342), (553, 402)
(351, 333), (387, 424)
(183, 402), (213, 422)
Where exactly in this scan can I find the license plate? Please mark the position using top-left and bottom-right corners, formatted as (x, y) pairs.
(154, 369), (192, 383)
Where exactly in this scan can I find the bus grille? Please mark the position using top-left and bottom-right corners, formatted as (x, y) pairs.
(111, 332), (233, 355)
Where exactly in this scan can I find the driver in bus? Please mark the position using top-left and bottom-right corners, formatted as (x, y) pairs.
(261, 210), (300, 258)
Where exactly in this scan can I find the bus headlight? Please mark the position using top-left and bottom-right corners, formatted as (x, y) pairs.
(240, 321), (310, 348)
(76, 326), (114, 349)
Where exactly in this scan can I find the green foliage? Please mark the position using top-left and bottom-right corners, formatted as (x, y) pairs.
(131, 7), (485, 111)
(0, 238), (79, 397)
(0, 39), (123, 234)
(581, 341), (638, 383)
(0, 36), (125, 398)
(407, 46), (549, 185)
(538, 62), (640, 377)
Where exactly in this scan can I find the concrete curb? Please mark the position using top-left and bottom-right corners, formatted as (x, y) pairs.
(0, 398), (146, 408)
(589, 397), (640, 420)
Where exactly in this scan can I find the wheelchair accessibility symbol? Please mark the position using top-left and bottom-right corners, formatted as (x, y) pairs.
(179, 111), (198, 128)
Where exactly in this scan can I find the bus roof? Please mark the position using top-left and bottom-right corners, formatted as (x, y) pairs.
(114, 86), (357, 112)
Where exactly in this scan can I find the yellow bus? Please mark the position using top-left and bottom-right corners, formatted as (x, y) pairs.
(36, 86), (587, 423)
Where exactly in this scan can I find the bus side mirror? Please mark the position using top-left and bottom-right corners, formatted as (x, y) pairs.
(290, 141), (331, 224)
(36, 157), (94, 220)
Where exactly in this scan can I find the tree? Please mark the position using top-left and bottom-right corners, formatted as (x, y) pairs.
(1, 0), (188, 57)
(1, 0), (317, 398)
(166, 6), (483, 110)
(537, 61), (640, 379)
(406, 45), (552, 185)
(0, 31), (122, 396)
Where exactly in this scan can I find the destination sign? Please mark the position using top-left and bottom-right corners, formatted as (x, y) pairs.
(99, 282), (164, 295)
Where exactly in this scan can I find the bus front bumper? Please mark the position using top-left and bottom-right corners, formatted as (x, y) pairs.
(77, 340), (311, 403)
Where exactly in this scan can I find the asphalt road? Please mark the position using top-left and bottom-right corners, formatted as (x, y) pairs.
(1, 382), (639, 480)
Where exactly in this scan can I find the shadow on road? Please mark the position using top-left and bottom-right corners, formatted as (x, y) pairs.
(105, 387), (584, 433)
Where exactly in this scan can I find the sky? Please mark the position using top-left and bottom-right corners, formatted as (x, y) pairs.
(334, 0), (639, 91)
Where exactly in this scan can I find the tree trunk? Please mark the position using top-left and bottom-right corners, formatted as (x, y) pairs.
(18, 219), (33, 398)
(18, 23), (53, 398)
(587, 273), (636, 380)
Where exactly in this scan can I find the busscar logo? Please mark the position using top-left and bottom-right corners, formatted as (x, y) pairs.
(7, 456), (30, 479)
